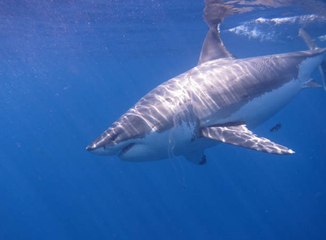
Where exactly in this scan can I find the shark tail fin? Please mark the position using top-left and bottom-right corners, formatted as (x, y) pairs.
(299, 28), (326, 91)
(320, 62), (326, 91)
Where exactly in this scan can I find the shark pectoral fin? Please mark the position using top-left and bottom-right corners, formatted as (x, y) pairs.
(184, 152), (207, 165)
(201, 125), (295, 155)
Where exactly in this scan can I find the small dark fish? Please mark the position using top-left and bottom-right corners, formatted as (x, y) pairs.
(270, 123), (282, 132)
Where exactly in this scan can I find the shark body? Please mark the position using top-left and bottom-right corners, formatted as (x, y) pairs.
(86, 2), (326, 164)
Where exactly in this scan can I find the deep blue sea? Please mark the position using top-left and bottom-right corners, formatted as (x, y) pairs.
(1, 1), (326, 239)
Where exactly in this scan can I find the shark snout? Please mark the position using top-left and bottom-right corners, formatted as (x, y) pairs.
(86, 144), (97, 152)
(85, 139), (121, 156)
(85, 143), (108, 155)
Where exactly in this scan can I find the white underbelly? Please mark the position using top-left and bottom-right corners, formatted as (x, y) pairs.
(217, 79), (301, 127)
(120, 122), (198, 161)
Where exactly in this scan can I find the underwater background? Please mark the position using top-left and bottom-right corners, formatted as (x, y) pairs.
(0, 1), (326, 239)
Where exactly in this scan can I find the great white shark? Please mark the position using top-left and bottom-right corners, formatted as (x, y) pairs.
(86, 1), (326, 164)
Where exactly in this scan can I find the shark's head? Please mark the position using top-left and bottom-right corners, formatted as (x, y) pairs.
(86, 113), (170, 161)
(86, 107), (200, 161)
(86, 125), (169, 161)
(86, 125), (129, 156)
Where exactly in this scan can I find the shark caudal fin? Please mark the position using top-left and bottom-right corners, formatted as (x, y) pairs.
(320, 61), (326, 91)
(299, 28), (326, 91)
(198, 0), (234, 65)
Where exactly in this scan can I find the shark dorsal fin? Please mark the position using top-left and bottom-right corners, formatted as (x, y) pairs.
(198, 25), (233, 64)
(198, 1), (234, 65)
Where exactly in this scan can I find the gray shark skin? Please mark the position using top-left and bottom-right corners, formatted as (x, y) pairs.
(86, 1), (326, 164)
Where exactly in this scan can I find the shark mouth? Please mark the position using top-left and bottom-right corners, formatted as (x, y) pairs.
(118, 143), (135, 157)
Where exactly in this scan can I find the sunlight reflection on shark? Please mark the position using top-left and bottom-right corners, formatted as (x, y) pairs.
(86, 0), (326, 164)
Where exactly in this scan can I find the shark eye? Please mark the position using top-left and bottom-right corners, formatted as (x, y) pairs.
(110, 133), (118, 142)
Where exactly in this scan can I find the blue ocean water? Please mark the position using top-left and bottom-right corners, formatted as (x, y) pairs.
(1, 1), (326, 239)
